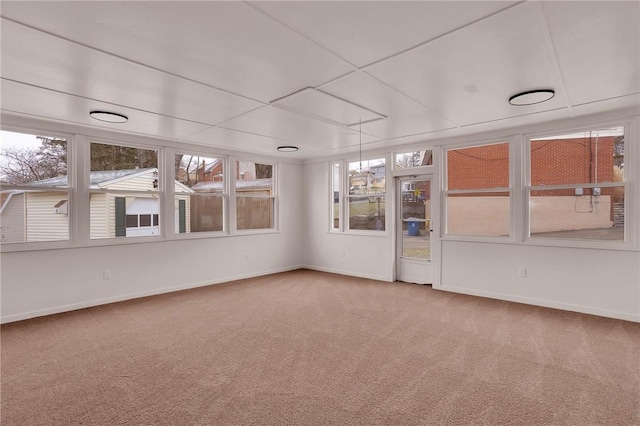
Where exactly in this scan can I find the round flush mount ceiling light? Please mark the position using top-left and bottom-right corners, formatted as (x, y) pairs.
(508, 89), (555, 106)
(89, 110), (128, 123)
(277, 145), (298, 152)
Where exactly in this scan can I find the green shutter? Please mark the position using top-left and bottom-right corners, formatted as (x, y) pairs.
(178, 199), (186, 234)
(115, 197), (126, 237)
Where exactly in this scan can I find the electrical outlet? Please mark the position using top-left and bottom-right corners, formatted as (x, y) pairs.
(518, 268), (527, 278)
(340, 250), (346, 258)
(244, 253), (249, 261)
(103, 269), (111, 280)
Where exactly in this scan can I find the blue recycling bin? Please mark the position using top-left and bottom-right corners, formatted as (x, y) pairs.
(408, 220), (420, 236)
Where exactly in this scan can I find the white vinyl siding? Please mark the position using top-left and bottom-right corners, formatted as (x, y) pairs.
(0, 193), (26, 243)
(25, 192), (69, 242)
(89, 193), (108, 239)
(175, 194), (191, 233)
(100, 173), (158, 191)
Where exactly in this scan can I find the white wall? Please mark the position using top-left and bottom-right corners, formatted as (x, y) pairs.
(0, 162), (305, 323)
(439, 241), (640, 321)
(302, 150), (639, 320)
(302, 161), (394, 282)
(2, 111), (638, 323)
(302, 110), (640, 322)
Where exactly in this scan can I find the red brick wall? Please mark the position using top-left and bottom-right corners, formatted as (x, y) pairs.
(447, 143), (509, 192)
(531, 136), (614, 196)
(447, 137), (615, 197)
(198, 161), (223, 182)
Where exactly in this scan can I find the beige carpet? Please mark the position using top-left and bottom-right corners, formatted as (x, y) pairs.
(2, 269), (639, 425)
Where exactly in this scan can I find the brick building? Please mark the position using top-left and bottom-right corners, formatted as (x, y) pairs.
(448, 136), (617, 195)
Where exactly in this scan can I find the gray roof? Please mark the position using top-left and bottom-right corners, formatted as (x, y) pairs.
(191, 177), (272, 192)
(197, 159), (222, 174)
(27, 168), (155, 187)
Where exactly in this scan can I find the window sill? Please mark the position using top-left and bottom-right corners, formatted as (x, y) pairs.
(1, 229), (284, 252)
(342, 230), (389, 237)
(233, 229), (280, 236)
(524, 236), (637, 252)
(442, 234), (515, 244)
(440, 234), (638, 252)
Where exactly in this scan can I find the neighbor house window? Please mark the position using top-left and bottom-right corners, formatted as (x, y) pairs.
(395, 150), (433, 168)
(236, 161), (275, 230)
(444, 142), (510, 237)
(89, 142), (160, 239)
(347, 158), (386, 231)
(0, 130), (69, 244)
(175, 153), (225, 234)
(528, 127), (626, 241)
(331, 161), (340, 230)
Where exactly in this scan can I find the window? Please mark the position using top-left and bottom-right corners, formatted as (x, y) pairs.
(0, 130), (69, 244)
(175, 154), (224, 234)
(348, 158), (386, 231)
(236, 161), (275, 230)
(126, 215), (138, 228)
(331, 161), (340, 230)
(395, 150), (433, 168)
(89, 142), (160, 239)
(444, 142), (510, 237)
(528, 127), (625, 241)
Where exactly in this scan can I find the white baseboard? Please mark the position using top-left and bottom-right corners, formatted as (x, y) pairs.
(438, 284), (640, 323)
(1, 265), (305, 324)
(7, 267), (635, 324)
(300, 264), (392, 282)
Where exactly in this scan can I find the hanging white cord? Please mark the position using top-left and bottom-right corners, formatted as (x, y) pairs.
(359, 119), (362, 173)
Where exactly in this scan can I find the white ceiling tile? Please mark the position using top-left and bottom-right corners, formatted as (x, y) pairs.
(1, 2), (636, 160)
(219, 106), (380, 150)
(366, 2), (569, 126)
(569, 94), (640, 118)
(185, 127), (314, 159)
(360, 107), (574, 151)
(0, 2), (352, 103)
(1, 19), (264, 126)
(273, 88), (384, 126)
(542, 1), (640, 106)
(0, 80), (210, 139)
(320, 72), (457, 138)
(252, 1), (518, 67)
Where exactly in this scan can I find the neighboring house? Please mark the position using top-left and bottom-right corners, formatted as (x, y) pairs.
(0, 192), (26, 243)
(0, 168), (192, 243)
(196, 159), (223, 183)
(350, 165), (386, 194)
(447, 136), (616, 193)
(447, 135), (620, 235)
(237, 161), (257, 181)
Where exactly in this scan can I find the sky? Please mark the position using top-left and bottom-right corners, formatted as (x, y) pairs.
(1, 130), (46, 150)
(0, 130), (54, 171)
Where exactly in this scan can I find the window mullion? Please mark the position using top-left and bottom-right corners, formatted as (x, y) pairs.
(75, 134), (90, 246)
(163, 147), (175, 238)
(228, 156), (237, 233)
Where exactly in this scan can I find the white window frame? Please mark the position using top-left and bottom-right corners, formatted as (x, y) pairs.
(394, 149), (434, 170)
(524, 121), (635, 250)
(442, 138), (516, 242)
(329, 160), (343, 232)
(170, 149), (228, 238)
(233, 158), (278, 233)
(85, 137), (163, 244)
(1, 117), (286, 252)
(0, 126), (74, 251)
(344, 155), (388, 235)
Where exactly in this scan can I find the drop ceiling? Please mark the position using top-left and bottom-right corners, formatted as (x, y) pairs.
(1, 1), (638, 160)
